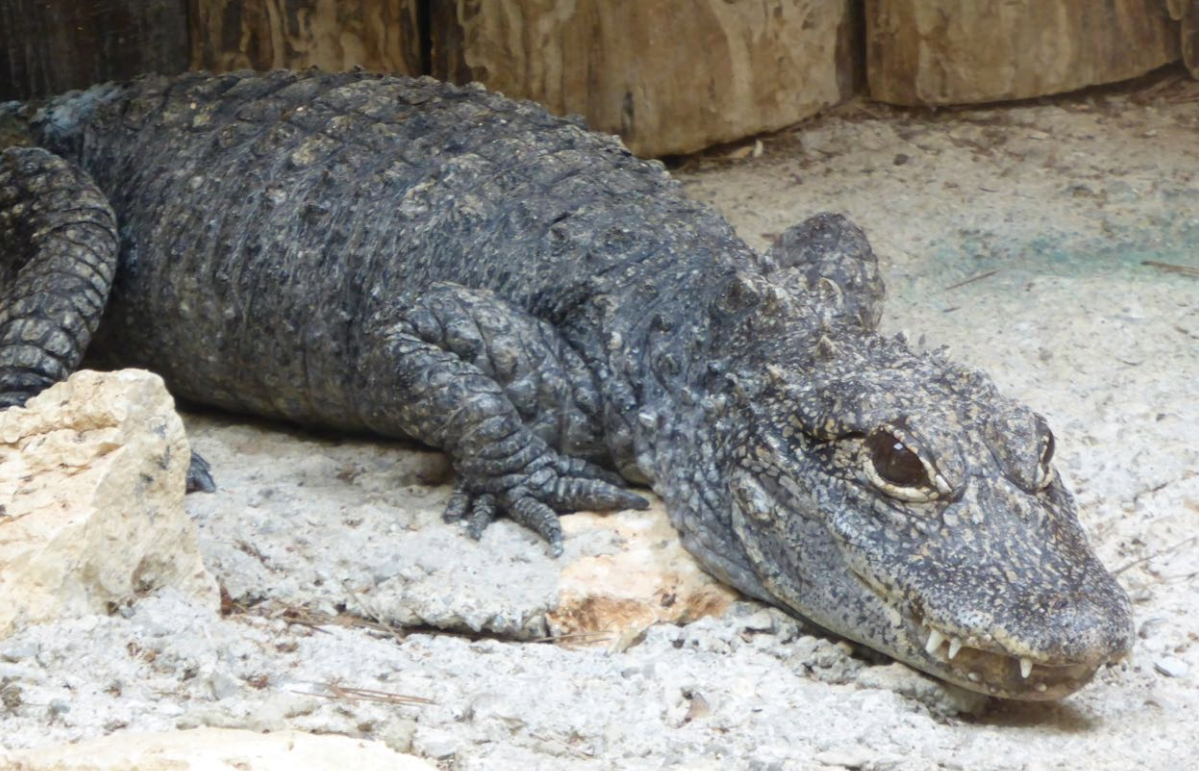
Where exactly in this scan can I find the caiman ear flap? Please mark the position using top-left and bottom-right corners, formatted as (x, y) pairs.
(766, 213), (885, 332)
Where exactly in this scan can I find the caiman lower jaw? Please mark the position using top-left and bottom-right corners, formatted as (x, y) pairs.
(906, 612), (1110, 700)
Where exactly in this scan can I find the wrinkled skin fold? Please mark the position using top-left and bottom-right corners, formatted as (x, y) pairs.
(0, 71), (1133, 699)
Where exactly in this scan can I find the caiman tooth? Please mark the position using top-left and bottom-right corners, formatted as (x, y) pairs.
(947, 637), (962, 660)
(924, 628), (945, 656)
(1020, 658), (1034, 679)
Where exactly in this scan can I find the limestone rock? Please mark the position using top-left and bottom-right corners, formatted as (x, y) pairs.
(0, 369), (218, 639)
(549, 501), (739, 650)
(184, 411), (733, 644)
(0, 728), (437, 771)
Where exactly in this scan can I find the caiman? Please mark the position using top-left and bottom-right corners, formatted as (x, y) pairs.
(0, 70), (1133, 699)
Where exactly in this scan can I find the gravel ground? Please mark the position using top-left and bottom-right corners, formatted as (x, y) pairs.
(2, 69), (1197, 770)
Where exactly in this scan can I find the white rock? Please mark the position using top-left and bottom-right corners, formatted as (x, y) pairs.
(814, 745), (876, 768)
(0, 369), (218, 639)
(548, 502), (739, 650)
(0, 727), (437, 770)
(1155, 657), (1189, 679)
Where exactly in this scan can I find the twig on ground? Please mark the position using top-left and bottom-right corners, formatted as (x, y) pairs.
(944, 270), (999, 291)
(1114, 534), (1199, 576)
(1143, 260), (1199, 278)
(295, 681), (434, 706)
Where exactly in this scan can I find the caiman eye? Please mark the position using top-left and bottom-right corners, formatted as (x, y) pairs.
(868, 431), (929, 487)
(863, 429), (947, 502)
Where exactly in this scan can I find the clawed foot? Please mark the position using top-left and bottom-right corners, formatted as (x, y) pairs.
(186, 451), (216, 493)
(443, 455), (648, 556)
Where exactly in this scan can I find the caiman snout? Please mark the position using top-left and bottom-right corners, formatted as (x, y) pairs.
(904, 580), (1133, 699)
(891, 484), (1135, 699)
(823, 454), (1135, 699)
(1018, 583), (1134, 664)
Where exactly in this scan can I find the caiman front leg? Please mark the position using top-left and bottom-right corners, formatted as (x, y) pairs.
(358, 283), (648, 555)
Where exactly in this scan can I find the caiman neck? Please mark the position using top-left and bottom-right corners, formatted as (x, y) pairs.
(623, 268), (790, 487)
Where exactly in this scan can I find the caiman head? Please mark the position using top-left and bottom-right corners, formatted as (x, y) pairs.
(685, 214), (1133, 699)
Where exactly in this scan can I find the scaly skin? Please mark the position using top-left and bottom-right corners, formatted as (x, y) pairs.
(0, 71), (1133, 698)
(0, 147), (117, 407)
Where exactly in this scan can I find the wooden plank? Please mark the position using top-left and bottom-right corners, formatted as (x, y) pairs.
(866, 0), (1181, 105)
(431, 0), (860, 157)
(189, 0), (421, 75)
(0, 0), (189, 101)
(1183, 1), (1199, 78)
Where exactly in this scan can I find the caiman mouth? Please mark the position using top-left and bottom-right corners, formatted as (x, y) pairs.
(902, 603), (1111, 700)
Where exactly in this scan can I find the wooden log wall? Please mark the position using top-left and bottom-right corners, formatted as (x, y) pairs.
(866, 0), (1181, 105)
(188, 0), (420, 75)
(1, 1), (1193, 152)
(428, 0), (860, 157)
(1166, 0), (1199, 77)
(0, 0), (189, 101)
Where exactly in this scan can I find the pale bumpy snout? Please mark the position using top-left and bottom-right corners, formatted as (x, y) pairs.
(851, 476), (1134, 699)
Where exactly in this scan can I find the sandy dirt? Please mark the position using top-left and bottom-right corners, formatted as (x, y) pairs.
(2, 69), (1198, 770)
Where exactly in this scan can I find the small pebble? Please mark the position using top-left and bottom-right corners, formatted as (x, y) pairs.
(0, 643), (39, 663)
(1154, 657), (1188, 679)
(814, 745), (874, 768)
(1138, 616), (1168, 639)
(741, 610), (778, 633)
